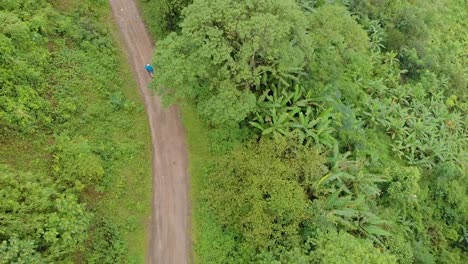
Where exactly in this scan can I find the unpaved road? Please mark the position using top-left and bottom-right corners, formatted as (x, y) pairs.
(109, 0), (191, 263)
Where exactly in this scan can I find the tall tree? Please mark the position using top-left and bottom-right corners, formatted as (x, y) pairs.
(153, 0), (314, 126)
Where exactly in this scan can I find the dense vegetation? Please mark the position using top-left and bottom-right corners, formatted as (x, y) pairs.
(139, 0), (192, 39)
(143, 0), (467, 263)
(1, 0), (151, 263)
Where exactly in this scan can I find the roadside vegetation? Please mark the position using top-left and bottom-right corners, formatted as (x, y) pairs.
(0, 0), (151, 263)
(142, 0), (467, 263)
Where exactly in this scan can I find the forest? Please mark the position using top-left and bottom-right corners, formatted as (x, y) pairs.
(1, 0), (151, 263)
(1, 0), (466, 263)
(141, 0), (467, 263)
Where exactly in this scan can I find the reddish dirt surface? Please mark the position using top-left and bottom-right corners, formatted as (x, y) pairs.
(109, 0), (191, 263)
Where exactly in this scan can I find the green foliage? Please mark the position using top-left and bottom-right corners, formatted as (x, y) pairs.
(0, 165), (91, 262)
(385, 236), (414, 264)
(307, 148), (392, 246)
(81, 217), (127, 264)
(311, 231), (398, 264)
(342, 0), (467, 99)
(150, 0), (468, 262)
(192, 205), (237, 264)
(255, 246), (310, 264)
(205, 140), (310, 250)
(0, 237), (43, 264)
(420, 163), (468, 259)
(428, 163), (468, 227)
(52, 134), (105, 191)
(1, 0), (152, 262)
(140, 0), (192, 38)
(250, 84), (337, 150)
(307, 4), (371, 87)
(206, 125), (250, 155)
(153, 0), (313, 126)
(363, 56), (467, 168)
(0, 4), (53, 132)
(382, 165), (422, 225)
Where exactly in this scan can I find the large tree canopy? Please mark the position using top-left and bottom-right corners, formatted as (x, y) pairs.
(154, 0), (315, 126)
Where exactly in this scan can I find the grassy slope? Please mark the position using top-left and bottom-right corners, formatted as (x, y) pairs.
(100, 9), (152, 262)
(136, 0), (158, 41)
(62, 2), (152, 262)
(0, 134), (49, 174)
(180, 105), (211, 264)
(0, 0), (152, 262)
(182, 106), (244, 263)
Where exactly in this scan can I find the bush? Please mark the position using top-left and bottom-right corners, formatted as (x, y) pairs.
(311, 231), (397, 264)
(0, 165), (91, 262)
(140, 0), (192, 38)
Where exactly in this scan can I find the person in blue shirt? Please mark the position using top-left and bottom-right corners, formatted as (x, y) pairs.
(144, 63), (154, 78)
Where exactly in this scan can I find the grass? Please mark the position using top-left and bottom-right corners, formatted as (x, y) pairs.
(180, 104), (211, 264)
(135, 0), (159, 41)
(0, 133), (50, 174)
(0, 0), (152, 262)
(49, 0), (79, 12)
(82, 2), (153, 262)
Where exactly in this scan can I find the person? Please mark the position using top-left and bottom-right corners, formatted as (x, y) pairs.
(144, 63), (154, 78)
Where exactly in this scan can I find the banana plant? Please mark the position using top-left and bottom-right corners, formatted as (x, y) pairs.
(251, 69), (344, 150)
(318, 189), (392, 245)
(362, 78), (467, 169)
(250, 87), (293, 139)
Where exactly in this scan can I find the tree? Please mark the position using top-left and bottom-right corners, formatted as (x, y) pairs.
(204, 140), (311, 255)
(306, 4), (371, 87)
(153, 0), (313, 126)
(311, 231), (397, 264)
(140, 0), (192, 37)
(0, 165), (91, 261)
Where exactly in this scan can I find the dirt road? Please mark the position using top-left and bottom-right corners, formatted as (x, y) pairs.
(109, 0), (191, 263)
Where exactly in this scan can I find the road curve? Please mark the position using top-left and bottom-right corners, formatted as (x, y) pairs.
(108, 0), (191, 263)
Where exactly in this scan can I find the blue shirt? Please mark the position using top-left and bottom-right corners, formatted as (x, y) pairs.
(145, 64), (154, 72)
